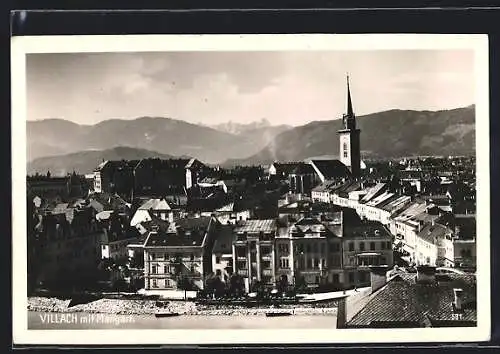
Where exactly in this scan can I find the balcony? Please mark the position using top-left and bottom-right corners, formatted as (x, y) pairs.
(262, 269), (274, 277)
(261, 255), (272, 261)
(237, 256), (247, 261)
(356, 253), (383, 267)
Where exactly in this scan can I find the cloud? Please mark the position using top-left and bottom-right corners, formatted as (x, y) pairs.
(26, 50), (475, 126)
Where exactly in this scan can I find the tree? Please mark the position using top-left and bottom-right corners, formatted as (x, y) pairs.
(294, 272), (307, 293)
(228, 273), (245, 298)
(277, 275), (289, 294)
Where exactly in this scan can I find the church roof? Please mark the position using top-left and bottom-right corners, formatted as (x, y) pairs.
(310, 159), (351, 180)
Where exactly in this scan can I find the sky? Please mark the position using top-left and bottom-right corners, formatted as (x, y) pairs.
(26, 50), (475, 126)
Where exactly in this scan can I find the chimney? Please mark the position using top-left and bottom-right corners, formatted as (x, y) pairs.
(370, 266), (389, 294)
(416, 265), (436, 283)
(453, 288), (463, 311)
(336, 295), (348, 329)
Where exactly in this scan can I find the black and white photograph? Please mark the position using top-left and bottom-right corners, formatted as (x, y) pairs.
(12, 34), (490, 345)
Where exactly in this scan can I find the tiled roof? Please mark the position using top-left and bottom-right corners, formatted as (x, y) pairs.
(309, 159), (351, 180)
(271, 162), (306, 176)
(366, 191), (395, 207)
(360, 183), (388, 203)
(392, 202), (429, 222)
(138, 198), (171, 211)
(144, 216), (215, 248)
(185, 158), (204, 169)
(347, 272), (477, 327)
(135, 158), (191, 171)
(332, 180), (361, 197)
(379, 195), (412, 213)
(343, 222), (392, 239)
(291, 164), (316, 175)
(312, 179), (338, 192)
(417, 223), (453, 244)
(234, 219), (276, 234)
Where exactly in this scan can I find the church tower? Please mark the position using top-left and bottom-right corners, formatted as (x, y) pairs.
(337, 75), (361, 179)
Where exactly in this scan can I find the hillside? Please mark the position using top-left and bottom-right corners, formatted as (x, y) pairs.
(27, 117), (291, 164)
(27, 147), (184, 176)
(224, 106), (475, 166)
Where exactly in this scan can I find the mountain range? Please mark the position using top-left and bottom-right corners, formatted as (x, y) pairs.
(27, 117), (290, 164)
(226, 105), (476, 166)
(27, 105), (475, 175)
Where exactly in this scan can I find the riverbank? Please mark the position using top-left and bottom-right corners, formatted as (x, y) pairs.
(28, 297), (337, 316)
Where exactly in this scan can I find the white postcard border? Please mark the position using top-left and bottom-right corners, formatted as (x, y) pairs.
(12, 33), (490, 345)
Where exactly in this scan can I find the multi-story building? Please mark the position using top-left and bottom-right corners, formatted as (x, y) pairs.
(341, 221), (394, 288)
(389, 201), (437, 261)
(142, 216), (219, 291)
(278, 217), (344, 289)
(27, 172), (88, 200)
(275, 207), (393, 290)
(93, 160), (137, 196)
(232, 219), (277, 291)
(134, 158), (207, 197)
(98, 211), (142, 261)
(33, 202), (104, 287)
(211, 224), (235, 283)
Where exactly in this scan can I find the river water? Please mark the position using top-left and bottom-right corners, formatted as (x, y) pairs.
(29, 311), (337, 330)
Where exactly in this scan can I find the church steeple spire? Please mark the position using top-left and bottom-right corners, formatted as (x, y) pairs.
(347, 74), (354, 118)
(343, 74), (356, 130)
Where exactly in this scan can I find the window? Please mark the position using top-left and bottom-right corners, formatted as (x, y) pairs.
(343, 142), (348, 158)
(279, 244), (289, 254)
(387, 241), (392, 250)
(333, 274), (340, 284)
(314, 258), (319, 268)
(280, 258), (290, 269)
(164, 265), (169, 274)
(370, 242), (376, 251)
(152, 279), (158, 288)
(151, 264), (157, 274)
(216, 256), (221, 264)
(359, 242), (365, 251)
(348, 242), (354, 252)
(190, 253), (194, 261)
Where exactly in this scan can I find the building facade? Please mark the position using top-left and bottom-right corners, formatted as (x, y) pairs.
(232, 219), (277, 291)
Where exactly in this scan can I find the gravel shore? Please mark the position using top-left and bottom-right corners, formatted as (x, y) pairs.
(28, 297), (337, 316)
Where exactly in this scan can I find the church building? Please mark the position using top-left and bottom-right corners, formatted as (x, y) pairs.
(338, 76), (362, 179)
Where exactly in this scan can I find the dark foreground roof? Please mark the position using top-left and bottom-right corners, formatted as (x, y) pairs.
(347, 272), (477, 328)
